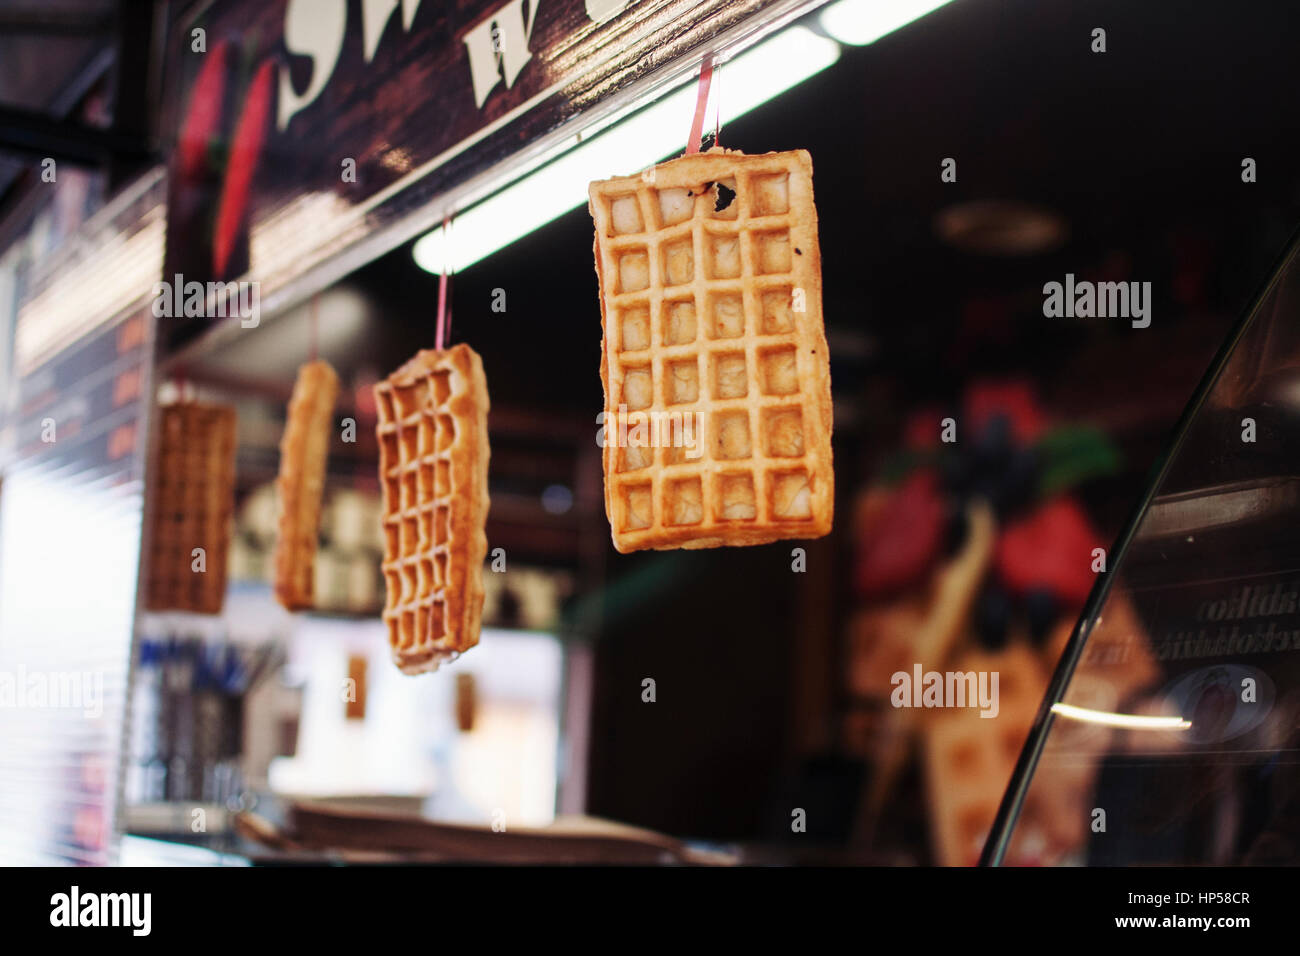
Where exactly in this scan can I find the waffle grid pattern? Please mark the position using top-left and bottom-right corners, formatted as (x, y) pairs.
(375, 346), (488, 674)
(145, 402), (237, 614)
(590, 149), (833, 551)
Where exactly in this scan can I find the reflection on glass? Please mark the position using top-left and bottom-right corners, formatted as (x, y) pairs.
(992, 236), (1300, 865)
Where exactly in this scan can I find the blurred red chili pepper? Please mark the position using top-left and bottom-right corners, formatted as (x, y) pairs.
(213, 59), (276, 279)
(176, 39), (231, 183)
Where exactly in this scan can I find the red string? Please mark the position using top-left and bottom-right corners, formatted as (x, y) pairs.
(685, 54), (714, 155)
(435, 213), (454, 351)
(714, 60), (721, 148)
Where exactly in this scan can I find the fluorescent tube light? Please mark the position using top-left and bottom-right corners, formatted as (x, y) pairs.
(818, 0), (955, 47)
(414, 26), (841, 275)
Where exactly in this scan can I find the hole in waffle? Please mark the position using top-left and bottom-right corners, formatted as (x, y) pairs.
(431, 601), (447, 641)
(621, 365), (652, 411)
(392, 383), (425, 419)
(435, 552), (448, 589)
(662, 239), (694, 286)
(401, 516), (418, 552)
(620, 442), (652, 472)
(620, 305), (651, 351)
(436, 414), (456, 451)
(711, 352), (748, 400)
(380, 429), (399, 464)
(663, 298), (697, 345)
(400, 470), (417, 510)
(621, 484), (653, 531)
(417, 560), (433, 599)
(383, 521), (399, 555)
(398, 427), (420, 461)
(716, 472), (757, 520)
(418, 462), (434, 499)
(707, 293), (744, 339)
(760, 288), (795, 334)
(762, 408), (805, 457)
(435, 505), (450, 545)
(759, 346), (799, 395)
(385, 615), (399, 650)
(608, 194), (643, 235)
(435, 460), (450, 496)
(383, 475), (400, 510)
(617, 249), (650, 293)
(416, 509), (433, 552)
(710, 179), (738, 217)
(417, 419), (434, 456)
(666, 359), (699, 405)
(666, 476), (703, 526)
(376, 390), (396, 422)
(756, 230), (792, 274)
(656, 187), (695, 226)
(401, 565), (417, 604)
(751, 173), (790, 216)
(431, 370), (451, 407)
(663, 444), (689, 465)
(399, 612), (416, 649)
(706, 234), (741, 279)
(712, 411), (751, 460)
(771, 469), (813, 519)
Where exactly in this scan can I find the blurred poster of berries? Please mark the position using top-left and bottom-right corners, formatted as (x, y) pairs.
(856, 378), (1121, 647)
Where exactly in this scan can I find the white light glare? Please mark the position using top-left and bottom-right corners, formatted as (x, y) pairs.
(1051, 702), (1192, 731)
(818, 0), (956, 47)
(414, 26), (841, 275)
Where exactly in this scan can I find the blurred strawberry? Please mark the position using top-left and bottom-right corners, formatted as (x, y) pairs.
(856, 469), (945, 597)
(996, 496), (1100, 605)
(903, 406), (947, 451)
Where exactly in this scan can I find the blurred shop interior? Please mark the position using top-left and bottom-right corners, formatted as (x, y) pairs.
(2, 0), (1300, 865)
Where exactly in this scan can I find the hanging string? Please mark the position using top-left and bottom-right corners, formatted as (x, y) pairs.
(309, 294), (319, 363)
(685, 54), (714, 155)
(713, 57), (722, 148)
(435, 212), (455, 351)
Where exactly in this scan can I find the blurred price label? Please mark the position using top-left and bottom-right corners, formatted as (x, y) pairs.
(117, 315), (145, 354)
(113, 368), (142, 406)
(107, 422), (137, 461)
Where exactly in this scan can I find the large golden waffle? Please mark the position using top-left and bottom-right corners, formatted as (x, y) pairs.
(589, 148), (833, 552)
(146, 401), (237, 614)
(374, 345), (490, 674)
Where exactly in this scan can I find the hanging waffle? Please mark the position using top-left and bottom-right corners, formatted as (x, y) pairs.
(374, 345), (490, 674)
(145, 400), (237, 614)
(274, 360), (339, 610)
(589, 148), (833, 552)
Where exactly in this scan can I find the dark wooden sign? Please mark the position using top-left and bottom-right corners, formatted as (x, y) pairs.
(163, 0), (793, 303)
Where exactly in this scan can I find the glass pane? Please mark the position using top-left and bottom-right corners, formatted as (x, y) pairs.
(991, 235), (1300, 866)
